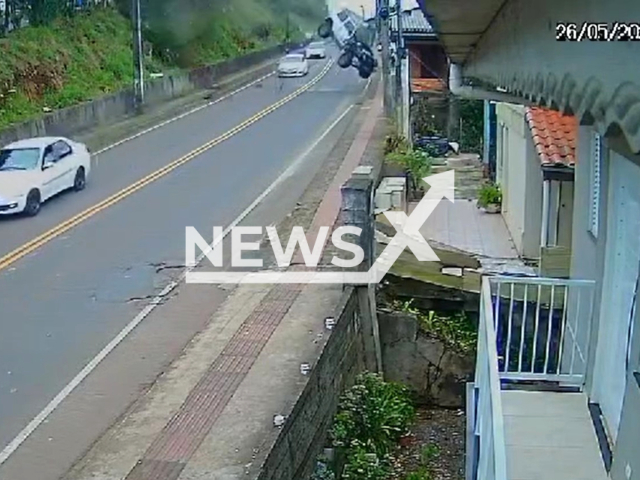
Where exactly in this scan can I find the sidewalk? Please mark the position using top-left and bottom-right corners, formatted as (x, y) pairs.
(63, 76), (385, 480)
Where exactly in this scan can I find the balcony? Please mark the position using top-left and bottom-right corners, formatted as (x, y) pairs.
(469, 276), (608, 480)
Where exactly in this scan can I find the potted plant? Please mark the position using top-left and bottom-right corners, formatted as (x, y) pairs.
(477, 182), (502, 213)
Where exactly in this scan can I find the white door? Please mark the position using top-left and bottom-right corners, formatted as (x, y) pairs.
(40, 146), (61, 200)
(593, 153), (640, 441)
(51, 140), (76, 191)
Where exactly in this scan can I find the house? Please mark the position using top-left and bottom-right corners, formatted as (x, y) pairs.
(389, 6), (448, 140)
(411, 1), (640, 480)
(496, 104), (577, 277)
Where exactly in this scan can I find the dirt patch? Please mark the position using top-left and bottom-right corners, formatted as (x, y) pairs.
(391, 408), (466, 480)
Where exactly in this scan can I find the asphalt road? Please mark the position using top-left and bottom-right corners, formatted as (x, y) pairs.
(0, 53), (367, 455)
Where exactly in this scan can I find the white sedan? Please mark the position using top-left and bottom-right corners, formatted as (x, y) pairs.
(277, 53), (310, 77)
(0, 136), (91, 216)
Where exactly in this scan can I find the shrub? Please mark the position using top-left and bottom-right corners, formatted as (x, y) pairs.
(405, 468), (433, 480)
(384, 133), (410, 155)
(477, 182), (502, 207)
(342, 447), (391, 480)
(386, 149), (432, 193)
(331, 373), (415, 457)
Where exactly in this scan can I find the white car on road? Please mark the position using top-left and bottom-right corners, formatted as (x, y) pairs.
(277, 53), (310, 77)
(0, 137), (91, 216)
(305, 41), (327, 59)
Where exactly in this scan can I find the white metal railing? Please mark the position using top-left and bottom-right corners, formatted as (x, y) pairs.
(473, 277), (508, 480)
(489, 276), (595, 386)
(472, 275), (596, 480)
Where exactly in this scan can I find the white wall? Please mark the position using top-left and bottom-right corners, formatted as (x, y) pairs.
(496, 103), (542, 258)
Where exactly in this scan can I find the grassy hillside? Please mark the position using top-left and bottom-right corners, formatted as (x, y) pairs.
(0, 9), (152, 129)
(0, 0), (325, 130)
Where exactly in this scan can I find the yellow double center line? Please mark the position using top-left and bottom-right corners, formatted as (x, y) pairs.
(0, 59), (334, 273)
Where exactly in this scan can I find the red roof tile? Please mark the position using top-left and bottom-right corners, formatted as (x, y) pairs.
(525, 107), (578, 167)
(411, 78), (445, 92)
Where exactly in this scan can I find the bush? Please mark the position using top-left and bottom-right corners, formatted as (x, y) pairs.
(342, 447), (391, 480)
(477, 182), (502, 207)
(331, 373), (415, 457)
(386, 150), (432, 191)
(384, 133), (410, 155)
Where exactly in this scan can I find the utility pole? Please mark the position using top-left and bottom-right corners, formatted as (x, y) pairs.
(379, 0), (391, 116)
(131, 0), (144, 111)
(395, 0), (404, 135)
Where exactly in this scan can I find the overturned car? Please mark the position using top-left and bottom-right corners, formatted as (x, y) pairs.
(317, 9), (377, 79)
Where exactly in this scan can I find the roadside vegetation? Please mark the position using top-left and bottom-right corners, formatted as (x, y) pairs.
(384, 133), (433, 195)
(0, 0), (324, 130)
(311, 373), (464, 480)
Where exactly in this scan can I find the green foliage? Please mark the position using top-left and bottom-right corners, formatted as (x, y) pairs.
(384, 133), (410, 155)
(420, 310), (477, 354)
(384, 133), (432, 191)
(28, 0), (71, 26)
(420, 444), (440, 465)
(412, 97), (446, 138)
(331, 373), (415, 457)
(477, 182), (502, 207)
(0, 0), (323, 130)
(405, 468), (433, 480)
(0, 8), (155, 129)
(342, 447), (391, 480)
(394, 301), (477, 354)
(386, 150), (432, 187)
(459, 98), (484, 154)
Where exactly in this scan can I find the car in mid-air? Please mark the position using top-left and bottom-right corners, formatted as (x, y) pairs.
(277, 53), (310, 77)
(0, 137), (91, 217)
(305, 41), (327, 59)
(317, 8), (376, 79)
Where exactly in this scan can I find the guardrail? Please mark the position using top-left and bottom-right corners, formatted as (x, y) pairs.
(473, 277), (508, 480)
(489, 276), (596, 385)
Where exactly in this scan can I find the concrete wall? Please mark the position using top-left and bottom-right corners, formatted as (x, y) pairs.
(378, 310), (474, 408)
(523, 132), (543, 257)
(496, 102), (542, 259)
(0, 45), (286, 146)
(570, 126), (610, 394)
(256, 287), (366, 480)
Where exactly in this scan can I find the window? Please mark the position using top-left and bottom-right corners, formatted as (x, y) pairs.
(589, 133), (603, 237)
(0, 148), (40, 171)
(50, 140), (72, 161)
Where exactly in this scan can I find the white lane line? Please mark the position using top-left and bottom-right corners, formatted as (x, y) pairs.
(93, 70), (276, 156)
(0, 102), (354, 466)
